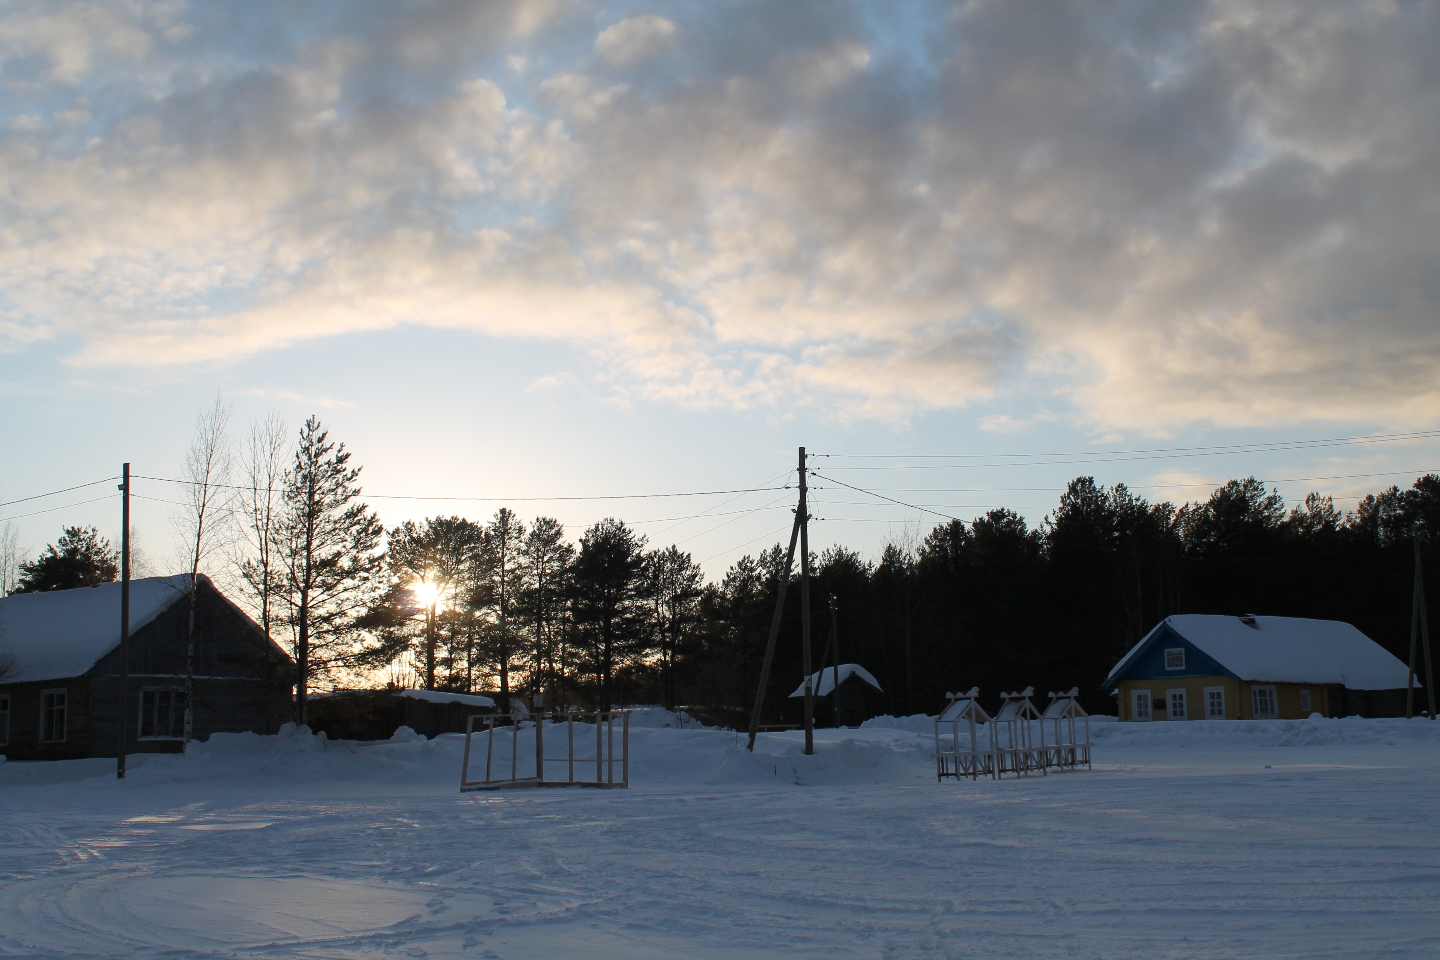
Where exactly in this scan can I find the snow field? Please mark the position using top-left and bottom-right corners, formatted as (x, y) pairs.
(2, 715), (1439, 959)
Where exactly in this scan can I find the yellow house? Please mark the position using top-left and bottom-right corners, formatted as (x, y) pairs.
(1105, 615), (1414, 721)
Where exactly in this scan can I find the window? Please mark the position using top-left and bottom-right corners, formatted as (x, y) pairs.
(1131, 689), (1152, 722)
(1299, 689), (1312, 713)
(1168, 689), (1187, 721)
(1205, 687), (1226, 720)
(1164, 648), (1186, 670)
(0, 694), (9, 746)
(41, 689), (67, 743)
(140, 689), (187, 739)
(1252, 685), (1278, 720)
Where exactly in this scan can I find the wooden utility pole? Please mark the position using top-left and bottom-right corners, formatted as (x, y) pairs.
(746, 500), (802, 752)
(798, 447), (815, 755)
(827, 595), (840, 727)
(117, 463), (131, 779)
(1407, 538), (1435, 719)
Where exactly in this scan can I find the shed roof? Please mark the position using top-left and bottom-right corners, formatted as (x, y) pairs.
(0, 575), (192, 684)
(400, 688), (496, 708)
(1105, 614), (1412, 690)
(789, 663), (883, 698)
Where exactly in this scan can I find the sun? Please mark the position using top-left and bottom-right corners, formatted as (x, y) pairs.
(409, 579), (443, 610)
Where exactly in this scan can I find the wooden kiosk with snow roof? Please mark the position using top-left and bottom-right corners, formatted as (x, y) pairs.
(1106, 614), (1414, 721)
(0, 576), (292, 761)
(789, 663), (884, 727)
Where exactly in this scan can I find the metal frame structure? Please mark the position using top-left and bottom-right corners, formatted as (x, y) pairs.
(934, 687), (994, 780)
(989, 687), (1046, 779)
(1039, 687), (1092, 771)
(460, 700), (631, 792)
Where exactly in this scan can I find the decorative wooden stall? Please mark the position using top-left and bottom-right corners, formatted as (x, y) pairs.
(990, 687), (1046, 778)
(934, 687), (993, 780)
(1039, 687), (1092, 771)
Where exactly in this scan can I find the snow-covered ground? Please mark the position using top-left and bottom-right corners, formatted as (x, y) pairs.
(3, 713), (1440, 959)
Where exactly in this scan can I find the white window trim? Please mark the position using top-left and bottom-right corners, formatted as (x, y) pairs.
(40, 687), (68, 743)
(0, 693), (10, 747)
(1203, 686), (1226, 720)
(1299, 689), (1312, 713)
(1251, 684), (1278, 720)
(1164, 647), (1186, 671)
(1131, 689), (1152, 722)
(1167, 688), (1187, 721)
(138, 686), (187, 741)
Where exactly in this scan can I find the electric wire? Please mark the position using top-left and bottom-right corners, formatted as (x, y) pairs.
(813, 428), (1440, 462)
(134, 474), (789, 502)
(808, 472), (962, 522)
(699, 521), (797, 567)
(0, 478), (119, 510)
(2, 495), (117, 522)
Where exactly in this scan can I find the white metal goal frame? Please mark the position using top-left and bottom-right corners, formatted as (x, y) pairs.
(460, 703), (632, 792)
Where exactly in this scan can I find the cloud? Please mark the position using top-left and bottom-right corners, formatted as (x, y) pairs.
(594, 15), (676, 66)
(1, 0), (1438, 431)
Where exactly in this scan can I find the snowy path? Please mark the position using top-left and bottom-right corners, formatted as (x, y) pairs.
(2, 723), (1440, 958)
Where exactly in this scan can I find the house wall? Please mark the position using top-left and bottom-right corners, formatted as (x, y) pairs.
(1117, 677), (1332, 721)
(3, 580), (292, 760)
(0, 677), (91, 761)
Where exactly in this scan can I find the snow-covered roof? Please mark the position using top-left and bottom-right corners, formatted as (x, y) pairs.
(1105, 614), (1412, 690)
(0, 576), (192, 684)
(789, 663), (883, 698)
(400, 688), (495, 708)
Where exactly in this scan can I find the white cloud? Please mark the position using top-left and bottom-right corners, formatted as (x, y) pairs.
(594, 15), (676, 67)
(1, 0), (1438, 431)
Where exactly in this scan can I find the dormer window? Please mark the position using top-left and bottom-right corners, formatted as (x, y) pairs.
(1164, 648), (1185, 671)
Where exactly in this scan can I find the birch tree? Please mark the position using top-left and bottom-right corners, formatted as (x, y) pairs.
(172, 396), (236, 741)
(237, 413), (289, 639)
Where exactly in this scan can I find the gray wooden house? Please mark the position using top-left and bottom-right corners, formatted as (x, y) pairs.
(0, 575), (292, 760)
(790, 663), (885, 726)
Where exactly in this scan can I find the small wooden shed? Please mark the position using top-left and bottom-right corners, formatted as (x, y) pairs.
(789, 663), (884, 726)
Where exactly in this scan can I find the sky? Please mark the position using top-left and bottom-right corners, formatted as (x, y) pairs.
(3, 0), (1440, 581)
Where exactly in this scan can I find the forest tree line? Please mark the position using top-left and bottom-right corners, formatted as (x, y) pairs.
(6, 406), (1440, 721)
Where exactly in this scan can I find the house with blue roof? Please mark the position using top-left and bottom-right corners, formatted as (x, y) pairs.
(1105, 614), (1414, 721)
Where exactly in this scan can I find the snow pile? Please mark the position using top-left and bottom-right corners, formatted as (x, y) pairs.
(624, 706), (702, 728)
(860, 713), (937, 735)
(1091, 715), (1440, 748)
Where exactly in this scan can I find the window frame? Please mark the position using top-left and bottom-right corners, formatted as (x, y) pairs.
(1251, 684), (1278, 720)
(1299, 689), (1312, 714)
(1204, 686), (1226, 720)
(1131, 689), (1152, 722)
(40, 688), (68, 743)
(1163, 647), (1186, 671)
(138, 687), (187, 740)
(1167, 688), (1187, 721)
(0, 693), (9, 747)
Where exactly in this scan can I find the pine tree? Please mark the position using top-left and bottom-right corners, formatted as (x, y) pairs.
(517, 516), (575, 703)
(483, 509), (525, 704)
(643, 545), (703, 710)
(272, 417), (383, 725)
(15, 526), (119, 593)
(570, 518), (648, 710)
(361, 516), (484, 690)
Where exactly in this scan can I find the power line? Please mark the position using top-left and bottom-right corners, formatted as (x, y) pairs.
(0, 478), (119, 510)
(3, 495), (117, 522)
(698, 521), (797, 567)
(809, 473), (962, 522)
(134, 474), (790, 502)
(814, 428), (1440, 462)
